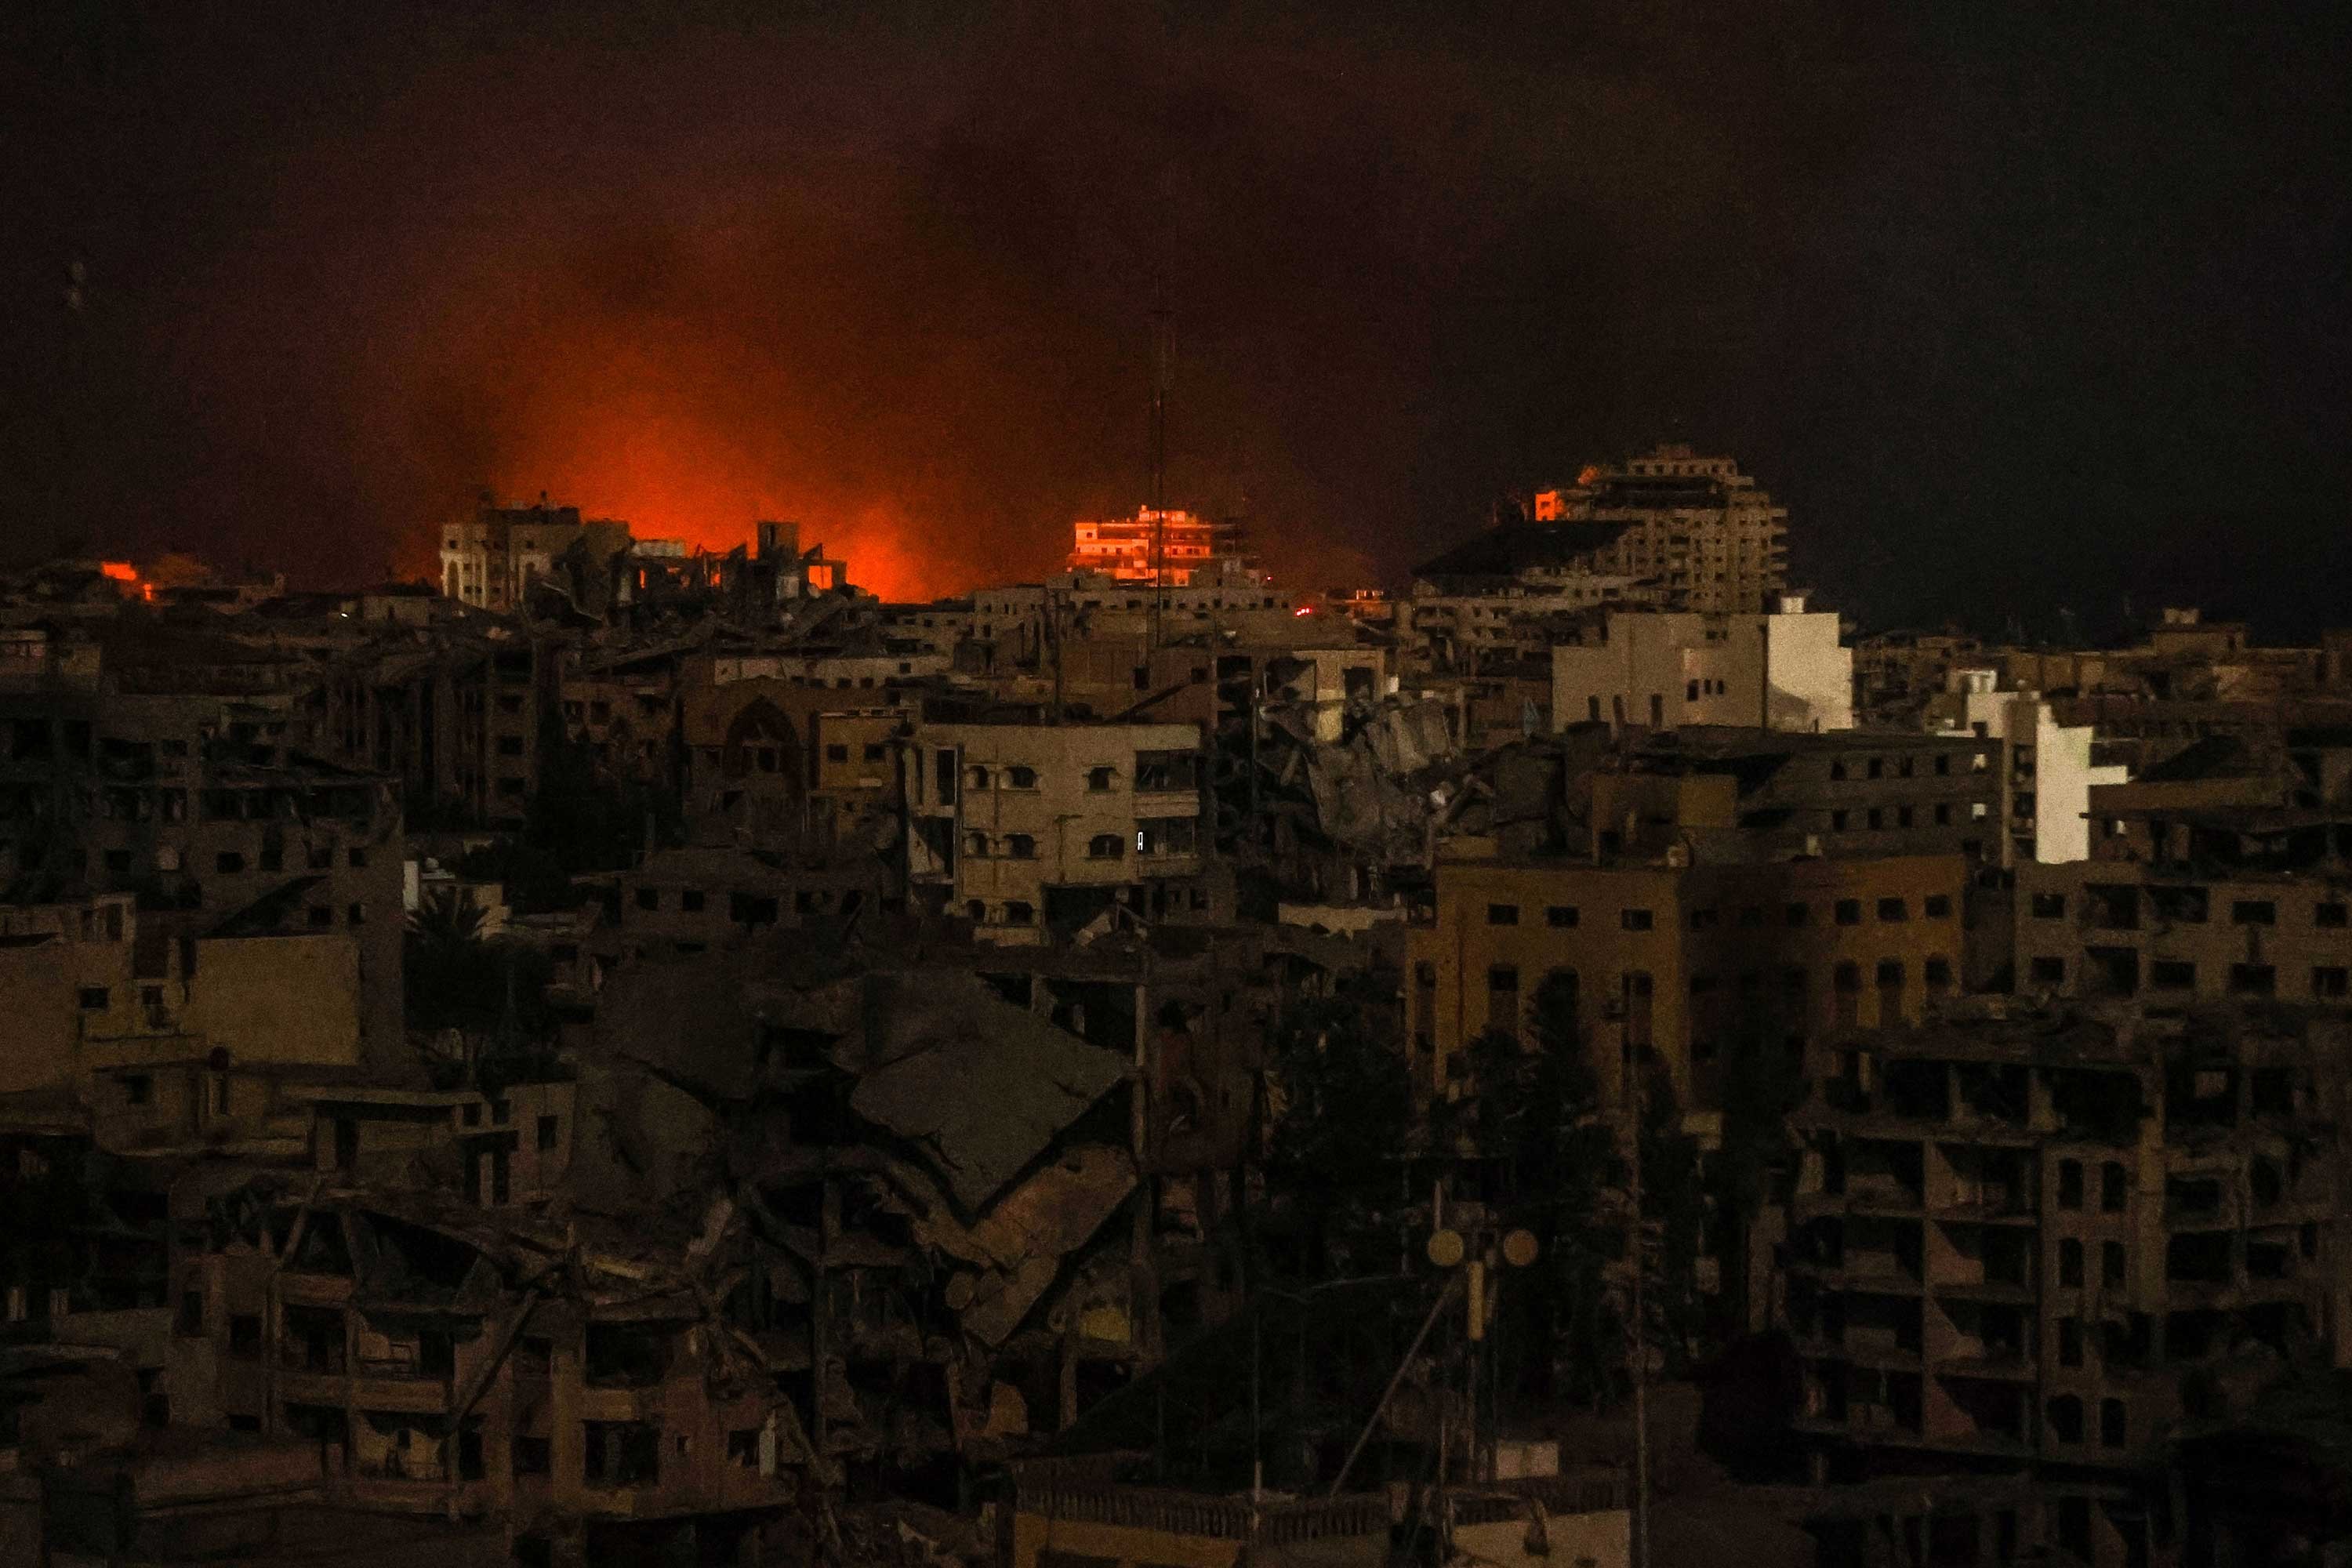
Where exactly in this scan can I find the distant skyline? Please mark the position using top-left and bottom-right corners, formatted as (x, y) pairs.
(3, 2), (2347, 628)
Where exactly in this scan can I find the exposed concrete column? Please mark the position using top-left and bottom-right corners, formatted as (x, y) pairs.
(550, 1315), (586, 1519)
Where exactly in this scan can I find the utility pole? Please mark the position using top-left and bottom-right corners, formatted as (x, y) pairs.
(1621, 994), (1651, 1568)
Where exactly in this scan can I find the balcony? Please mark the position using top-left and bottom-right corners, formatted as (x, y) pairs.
(1795, 1334), (1923, 1374)
(350, 1348), (455, 1414)
(278, 1272), (356, 1307)
(1847, 1178), (1926, 1218)
(1931, 1277), (2038, 1308)
(1792, 1258), (1926, 1298)
(277, 1367), (350, 1406)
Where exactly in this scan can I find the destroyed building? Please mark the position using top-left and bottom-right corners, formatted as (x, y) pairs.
(2014, 735), (2352, 1009)
(0, 623), (409, 1063)
(1774, 996), (2352, 1567)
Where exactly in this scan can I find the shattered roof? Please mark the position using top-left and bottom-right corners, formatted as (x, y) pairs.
(1410, 521), (1637, 586)
(844, 970), (1128, 1212)
(2136, 733), (2267, 782)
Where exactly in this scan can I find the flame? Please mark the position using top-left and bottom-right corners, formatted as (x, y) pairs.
(394, 314), (982, 603)
(466, 429), (961, 603)
(100, 561), (138, 582)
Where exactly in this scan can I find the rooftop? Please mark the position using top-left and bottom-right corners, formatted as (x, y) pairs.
(1410, 521), (1639, 586)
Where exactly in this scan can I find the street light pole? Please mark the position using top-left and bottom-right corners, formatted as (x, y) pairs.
(1619, 996), (1651, 1568)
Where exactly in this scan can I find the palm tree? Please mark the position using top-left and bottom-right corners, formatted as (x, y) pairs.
(407, 884), (487, 949)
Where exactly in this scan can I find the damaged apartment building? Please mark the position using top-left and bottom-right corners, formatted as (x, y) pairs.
(0, 621), (409, 1062)
(574, 956), (1180, 1496)
(61, 455), (2352, 1566)
(5, 935), (1236, 1563)
(2012, 728), (2352, 1012)
(1775, 996), (2352, 1568)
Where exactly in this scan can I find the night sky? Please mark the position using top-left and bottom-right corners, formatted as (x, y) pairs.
(4, 3), (2347, 633)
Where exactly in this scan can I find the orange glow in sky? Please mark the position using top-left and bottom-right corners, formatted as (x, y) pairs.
(380, 288), (1006, 604)
(421, 408), (971, 604)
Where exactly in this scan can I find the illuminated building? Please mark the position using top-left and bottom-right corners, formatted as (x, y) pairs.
(1067, 507), (1255, 587)
(437, 498), (632, 612)
(1530, 444), (1790, 614)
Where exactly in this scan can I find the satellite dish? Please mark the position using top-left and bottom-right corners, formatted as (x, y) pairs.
(1426, 1229), (1465, 1268)
(1502, 1229), (1540, 1269)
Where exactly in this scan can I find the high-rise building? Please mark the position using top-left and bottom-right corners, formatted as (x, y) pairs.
(1532, 444), (1791, 613)
(1067, 508), (1255, 587)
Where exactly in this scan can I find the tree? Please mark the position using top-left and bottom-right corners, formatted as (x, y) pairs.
(1710, 1036), (1804, 1335)
(1446, 975), (1710, 1405)
(403, 887), (554, 1060)
(1446, 974), (1623, 1405)
(1636, 1066), (1707, 1377)
(1261, 977), (1416, 1281)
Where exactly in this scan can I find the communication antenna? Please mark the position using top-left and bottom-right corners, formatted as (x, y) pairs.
(1150, 299), (1174, 650)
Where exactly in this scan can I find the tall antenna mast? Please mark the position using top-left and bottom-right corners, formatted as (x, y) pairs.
(1150, 299), (1173, 651)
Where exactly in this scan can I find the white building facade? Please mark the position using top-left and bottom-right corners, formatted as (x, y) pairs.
(1928, 671), (2129, 866)
(1551, 599), (1854, 735)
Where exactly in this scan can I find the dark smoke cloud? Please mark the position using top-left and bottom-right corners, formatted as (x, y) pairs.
(4, 3), (2347, 626)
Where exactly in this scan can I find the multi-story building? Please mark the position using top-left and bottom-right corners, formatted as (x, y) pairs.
(0, 630), (408, 1062)
(325, 630), (554, 828)
(1926, 671), (2129, 867)
(970, 576), (1299, 671)
(1325, 586), (1396, 629)
(165, 1184), (803, 1561)
(437, 499), (633, 614)
(1403, 527), (1654, 676)
(2015, 791), (2352, 1009)
(1611, 727), (2002, 867)
(904, 717), (1205, 941)
(1778, 998), (2347, 1566)
(1853, 630), (1987, 727)
(1530, 444), (1791, 614)
(680, 670), (914, 850)
(593, 844), (887, 961)
(1067, 506), (1255, 586)
(1407, 847), (1968, 1120)
(559, 644), (681, 786)
(1551, 598), (1853, 735)
(0, 891), (368, 1105)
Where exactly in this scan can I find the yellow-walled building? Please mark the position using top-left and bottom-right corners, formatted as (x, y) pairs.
(1407, 849), (1969, 1119)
